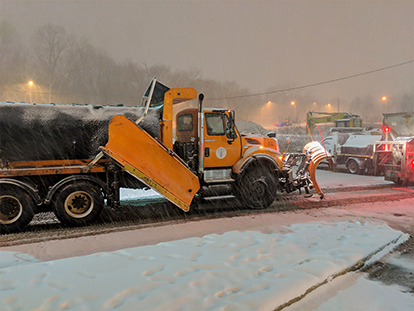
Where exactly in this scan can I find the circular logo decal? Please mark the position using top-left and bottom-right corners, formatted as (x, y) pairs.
(216, 147), (227, 159)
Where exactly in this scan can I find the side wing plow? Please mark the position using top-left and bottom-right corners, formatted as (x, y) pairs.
(101, 115), (200, 211)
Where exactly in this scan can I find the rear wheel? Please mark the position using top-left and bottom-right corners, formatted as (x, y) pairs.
(347, 159), (361, 174)
(54, 182), (104, 227)
(0, 186), (35, 234)
(237, 166), (277, 209)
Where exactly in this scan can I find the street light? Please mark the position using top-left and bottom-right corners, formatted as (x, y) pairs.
(28, 80), (34, 102)
(382, 96), (387, 113)
(291, 101), (296, 123)
(262, 101), (272, 125)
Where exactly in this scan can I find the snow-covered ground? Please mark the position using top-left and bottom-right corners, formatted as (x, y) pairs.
(1, 170), (413, 310)
(0, 221), (410, 310)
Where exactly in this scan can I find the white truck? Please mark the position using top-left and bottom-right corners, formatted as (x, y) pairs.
(322, 128), (383, 174)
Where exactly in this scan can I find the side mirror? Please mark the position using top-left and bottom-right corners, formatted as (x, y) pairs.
(226, 110), (237, 143)
(229, 110), (235, 127)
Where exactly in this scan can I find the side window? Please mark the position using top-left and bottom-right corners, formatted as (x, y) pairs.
(353, 119), (362, 127)
(225, 114), (237, 139)
(177, 114), (193, 132)
(323, 138), (332, 146)
(336, 121), (347, 127)
(205, 113), (225, 136)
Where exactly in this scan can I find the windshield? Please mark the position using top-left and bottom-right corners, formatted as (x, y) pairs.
(139, 78), (170, 108)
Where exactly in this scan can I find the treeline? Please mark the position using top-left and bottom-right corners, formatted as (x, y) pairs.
(0, 21), (412, 125)
(0, 22), (253, 112)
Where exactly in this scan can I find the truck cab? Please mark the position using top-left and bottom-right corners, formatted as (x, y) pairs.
(172, 106), (285, 208)
(174, 107), (282, 181)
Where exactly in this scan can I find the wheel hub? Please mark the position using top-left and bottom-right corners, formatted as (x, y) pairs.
(65, 191), (93, 216)
(0, 195), (23, 223)
(348, 161), (358, 173)
(250, 178), (268, 198)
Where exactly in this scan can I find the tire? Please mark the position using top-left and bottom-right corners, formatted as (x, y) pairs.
(237, 166), (277, 209)
(347, 159), (361, 174)
(54, 182), (104, 227)
(0, 186), (35, 234)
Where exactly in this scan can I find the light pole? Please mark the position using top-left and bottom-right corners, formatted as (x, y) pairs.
(28, 80), (34, 102)
(291, 101), (296, 123)
(262, 101), (272, 125)
(382, 96), (387, 113)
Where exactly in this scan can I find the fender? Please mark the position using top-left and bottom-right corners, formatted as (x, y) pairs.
(233, 146), (282, 175)
(0, 178), (42, 205)
(44, 175), (107, 204)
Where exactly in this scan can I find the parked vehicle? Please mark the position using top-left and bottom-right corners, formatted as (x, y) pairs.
(373, 112), (414, 186)
(306, 111), (363, 136)
(323, 131), (383, 174)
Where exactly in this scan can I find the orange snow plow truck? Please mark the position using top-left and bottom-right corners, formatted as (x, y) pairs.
(0, 79), (325, 233)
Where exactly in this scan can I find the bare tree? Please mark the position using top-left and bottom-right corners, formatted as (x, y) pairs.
(34, 23), (73, 103)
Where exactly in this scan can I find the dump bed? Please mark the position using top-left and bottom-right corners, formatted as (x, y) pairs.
(0, 102), (160, 163)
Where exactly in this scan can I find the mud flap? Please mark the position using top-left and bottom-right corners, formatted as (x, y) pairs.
(303, 141), (332, 199)
(101, 115), (200, 211)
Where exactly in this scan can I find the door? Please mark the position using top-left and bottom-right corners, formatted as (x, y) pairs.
(203, 112), (241, 168)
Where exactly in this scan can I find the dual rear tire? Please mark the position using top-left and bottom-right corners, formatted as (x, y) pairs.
(0, 186), (35, 234)
(53, 182), (104, 227)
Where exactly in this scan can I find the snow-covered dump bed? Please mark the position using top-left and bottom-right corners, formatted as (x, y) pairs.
(0, 102), (160, 162)
(340, 134), (383, 155)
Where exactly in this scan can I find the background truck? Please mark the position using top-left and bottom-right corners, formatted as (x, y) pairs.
(322, 129), (383, 174)
(373, 112), (414, 186)
(306, 111), (363, 136)
(0, 79), (314, 234)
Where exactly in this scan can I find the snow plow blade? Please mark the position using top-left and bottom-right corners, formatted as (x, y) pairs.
(101, 115), (200, 211)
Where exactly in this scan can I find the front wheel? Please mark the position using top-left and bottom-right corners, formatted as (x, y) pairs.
(237, 167), (277, 209)
(0, 186), (35, 234)
(54, 182), (104, 227)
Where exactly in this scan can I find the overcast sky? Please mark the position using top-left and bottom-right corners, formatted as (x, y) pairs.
(1, 0), (413, 105)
